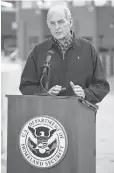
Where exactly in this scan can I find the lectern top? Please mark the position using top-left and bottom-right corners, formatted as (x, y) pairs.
(6, 95), (98, 112)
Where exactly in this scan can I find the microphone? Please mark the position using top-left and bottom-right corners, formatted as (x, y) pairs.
(43, 50), (54, 75)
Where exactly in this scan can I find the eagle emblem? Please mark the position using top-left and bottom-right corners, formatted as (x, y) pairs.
(28, 126), (57, 157)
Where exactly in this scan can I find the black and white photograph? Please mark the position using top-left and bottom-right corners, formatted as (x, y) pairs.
(1, 0), (114, 173)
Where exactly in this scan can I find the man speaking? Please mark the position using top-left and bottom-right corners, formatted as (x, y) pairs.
(19, 5), (110, 104)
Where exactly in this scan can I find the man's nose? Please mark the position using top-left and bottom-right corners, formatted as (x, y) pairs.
(55, 23), (59, 29)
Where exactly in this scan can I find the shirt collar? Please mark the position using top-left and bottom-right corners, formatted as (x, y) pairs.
(47, 31), (81, 50)
(53, 31), (73, 46)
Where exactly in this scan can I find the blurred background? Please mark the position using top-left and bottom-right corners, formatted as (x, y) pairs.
(1, 0), (114, 173)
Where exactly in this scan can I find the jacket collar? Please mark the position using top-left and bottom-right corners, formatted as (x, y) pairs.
(47, 31), (81, 50)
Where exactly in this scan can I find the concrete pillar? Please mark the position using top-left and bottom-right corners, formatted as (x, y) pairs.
(92, 6), (98, 50)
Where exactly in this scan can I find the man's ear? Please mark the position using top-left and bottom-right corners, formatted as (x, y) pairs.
(69, 18), (73, 28)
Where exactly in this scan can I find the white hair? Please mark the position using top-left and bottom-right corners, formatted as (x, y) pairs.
(47, 5), (72, 21)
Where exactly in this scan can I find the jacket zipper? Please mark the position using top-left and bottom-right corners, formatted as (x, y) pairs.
(62, 52), (65, 60)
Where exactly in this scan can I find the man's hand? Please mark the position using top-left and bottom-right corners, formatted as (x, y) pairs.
(48, 85), (62, 95)
(70, 81), (85, 98)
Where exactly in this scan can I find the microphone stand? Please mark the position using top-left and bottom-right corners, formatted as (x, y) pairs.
(39, 61), (51, 96)
(44, 63), (50, 91)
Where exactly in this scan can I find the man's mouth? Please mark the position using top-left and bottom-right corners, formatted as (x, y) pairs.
(56, 32), (62, 35)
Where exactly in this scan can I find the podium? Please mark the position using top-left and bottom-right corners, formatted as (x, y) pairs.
(7, 95), (97, 173)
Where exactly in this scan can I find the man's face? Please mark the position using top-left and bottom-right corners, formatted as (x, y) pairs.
(47, 10), (71, 40)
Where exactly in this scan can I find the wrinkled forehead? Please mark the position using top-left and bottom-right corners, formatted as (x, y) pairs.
(47, 8), (67, 22)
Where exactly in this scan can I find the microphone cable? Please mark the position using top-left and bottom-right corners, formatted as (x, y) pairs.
(40, 74), (71, 99)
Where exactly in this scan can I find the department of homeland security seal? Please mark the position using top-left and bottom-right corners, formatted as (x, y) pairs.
(19, 115), (68, 168)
